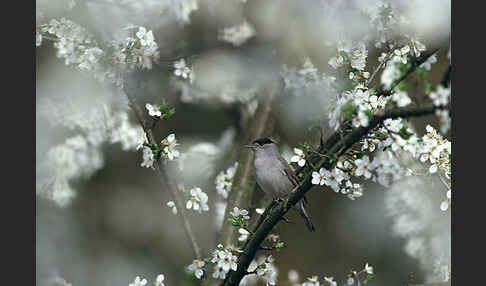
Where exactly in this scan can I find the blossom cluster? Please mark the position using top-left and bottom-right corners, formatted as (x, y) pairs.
(129, 274), (165, 286)
(329, 84), (388, 130)
(37, 99), (144, 207)
(215, 162), (239, 199)
(311, 163), (363, 200)
(210, 244), (242, 279)
(111, 26), (160, 70)
(328, 41), (368, 72)
(173, 58), (195, 83)
(241, 255), (278, 286)
(37, 19), (160, 84)
(185, 187), (210, 213)
(281, 57), (336, 97)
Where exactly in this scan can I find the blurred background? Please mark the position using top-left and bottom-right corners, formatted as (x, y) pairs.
(36, 0), (451, 285)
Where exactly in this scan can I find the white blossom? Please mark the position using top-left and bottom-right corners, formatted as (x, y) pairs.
(187, 259), (205, 279)
(350, 42), (368, 71)
(255, 208), (265, 215)
(290, 148), (306, 167)
(328, 55), (344, 69)
(324, 276), (337, 286)
(429, 85), (450, 106)
(129, 276), (147, 286)
(173, 59), (192, 80)
(215, 162), (238, 199)
(393, 45), (410, 64)
(161, 134), (180, 161)
(352, 111), (369, 128)
(354, 155), (375, 179)
(166, 201), (177, 215)
(364, 263), (374, 274)
(145, 103), (161, 117)
(141, 146), (155, 169)
(392, 90), (412, 107)
(230, 207), (250, 220)
(155, 274), (165, 286)
(219, 20), (256, 46)
(302, 275), (320, 286)
(186, 187), (209, 213)
(238, 228), (250, 241)
(211, 245), (238, 273)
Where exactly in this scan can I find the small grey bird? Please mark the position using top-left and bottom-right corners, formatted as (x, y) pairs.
(245, 137), (315, 231)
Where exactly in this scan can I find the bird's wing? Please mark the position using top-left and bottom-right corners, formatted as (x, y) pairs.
(278, 156), (300, 187)
(279, 156), (308, 204)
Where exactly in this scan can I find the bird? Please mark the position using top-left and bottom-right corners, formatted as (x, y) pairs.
(245, 137), (315, 231)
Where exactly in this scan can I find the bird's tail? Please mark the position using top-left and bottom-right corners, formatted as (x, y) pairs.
(297, 200), (315, 232)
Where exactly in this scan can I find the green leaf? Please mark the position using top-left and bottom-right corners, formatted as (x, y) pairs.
(342, 103), (357, 120)
(399, 126), (414, 140)
(416, 67), (428, 78)
(367, 273), (375, 280)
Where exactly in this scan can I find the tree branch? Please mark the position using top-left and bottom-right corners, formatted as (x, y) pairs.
(218, 82), (281, 248)
(222, 101), (447, 285)
(122, 74), (202, 260)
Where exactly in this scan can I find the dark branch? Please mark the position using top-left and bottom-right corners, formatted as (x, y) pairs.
(222, 101), (447, 285)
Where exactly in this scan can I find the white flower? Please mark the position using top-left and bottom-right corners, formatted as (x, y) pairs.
(212, 266), (227, 280)
(174, 59), (192, 79)
(446, 190), (451, 199)
(155, 274), (165, 286)
(352, 111), (369, 128)
(212, 247), (238, 272)
(429, 85), (450, 106)
(354, 156), (374, 179)
(312, 168), (327, 185)
(350, 42), (368, 71)
(166, 201), (177, 215)
(187, 259), (205, 279)
(186, 187), (209, 213)
(393, 45), (410, 64)
(347, 277), (355, 285)
(140, 146), (155, 169)
(145, 103), (161, 117)
(136, 27), (155, 47)
(36, 32), (42, 47)
(135, 134), (147, 151)
(302, 275), (320, 286)
(215, 162), (238, 199)
(290, 148), (306, 167)
(238, 228), (250, 241)
(364, 263), (374, 274)
(328, 55), (344, 69)
(410, 38), (426, 57)
(255, 208), (265, 215)
(162, 134), (180, 160)
(324, 276), (337, 286)
(381, 60), (401, 90)
(230, 207), (250, 220)
(129, 276), (147, 286)
(440, 201), (449, 211)
(219, 20), (256, 46)
(392, 90), (412, 107)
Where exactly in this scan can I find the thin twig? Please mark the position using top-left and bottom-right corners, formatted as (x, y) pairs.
(122, 73), (202, 260)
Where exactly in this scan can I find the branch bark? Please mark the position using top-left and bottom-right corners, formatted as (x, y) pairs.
(219, 82), (281, 248)
(122, 74), (202, 260)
